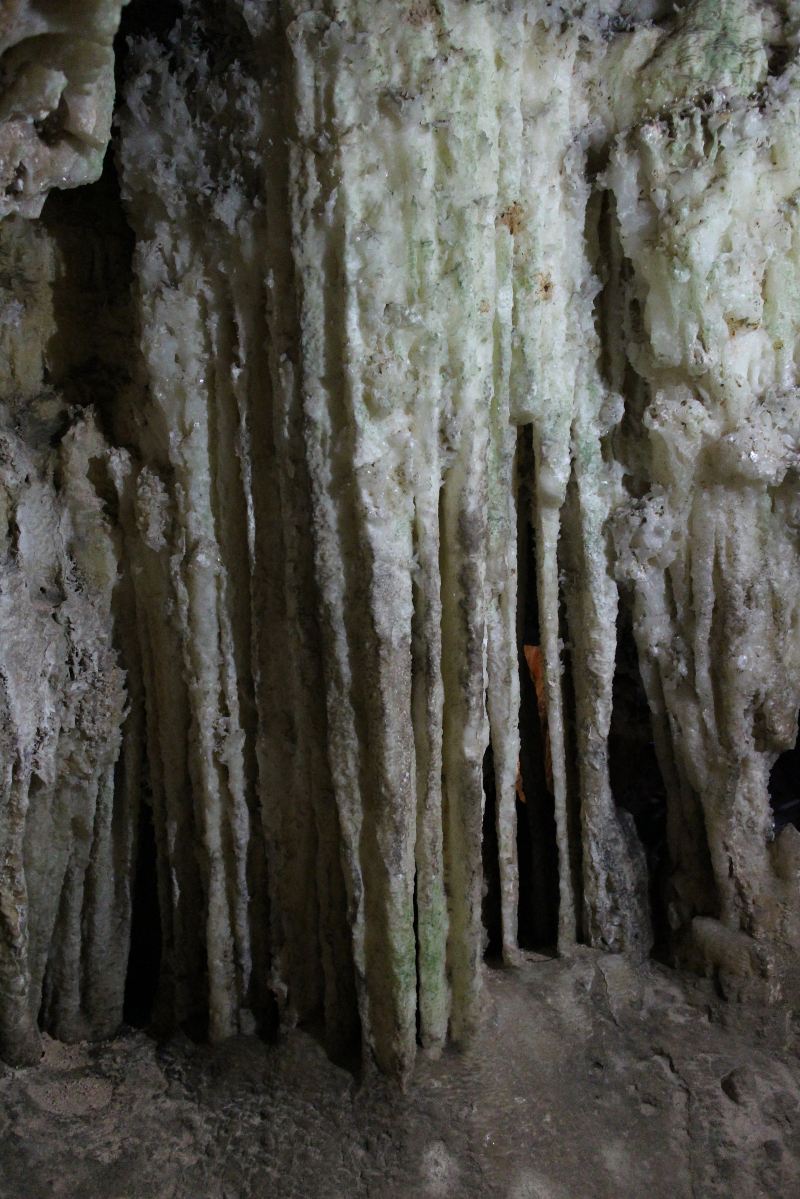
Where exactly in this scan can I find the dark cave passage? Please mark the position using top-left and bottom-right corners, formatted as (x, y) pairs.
(515, 426), (560, 953)
(481, 742), (503, 962)
(769, 717), (800, 835)
(609, 597), (670, 952)
(116, 0), (184, 54)
(124, 795), (162, 1029)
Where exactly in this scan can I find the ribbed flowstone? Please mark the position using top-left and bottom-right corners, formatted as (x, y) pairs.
(1, 0), (800, 1080)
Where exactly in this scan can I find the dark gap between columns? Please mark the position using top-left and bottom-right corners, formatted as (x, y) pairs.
(515, 426), (559, 951)
(609, 594), (670, 954)
(123, 795), (162, 1028)
(769, 714), (800, 835)
(481, 742), (503, 962)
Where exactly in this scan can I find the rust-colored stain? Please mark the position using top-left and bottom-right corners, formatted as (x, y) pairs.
(524, 643), (553, 793)
(498, 202), (524, 236)
(535, 272), (554, 301)
(724, 313), (759, 337)
(406, 2), (437, 26)
(515, 756), (526, 804)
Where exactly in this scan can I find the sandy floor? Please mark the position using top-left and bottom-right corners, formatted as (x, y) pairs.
(1, 952), (799, 1198)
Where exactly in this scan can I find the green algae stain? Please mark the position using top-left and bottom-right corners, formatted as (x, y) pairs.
(641, 0), (767, 114)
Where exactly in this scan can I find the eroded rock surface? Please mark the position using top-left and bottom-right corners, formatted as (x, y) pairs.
(0, 211), (135, 1064)
(0, 1), (127, 218)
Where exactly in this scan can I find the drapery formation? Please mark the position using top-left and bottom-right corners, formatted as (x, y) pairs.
(1, 0), (799, 1079)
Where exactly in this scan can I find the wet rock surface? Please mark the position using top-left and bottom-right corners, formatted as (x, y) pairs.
(1, 956), (798, 1199)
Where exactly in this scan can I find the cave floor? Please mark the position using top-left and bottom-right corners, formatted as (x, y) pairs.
(1, 953), (798, 1199)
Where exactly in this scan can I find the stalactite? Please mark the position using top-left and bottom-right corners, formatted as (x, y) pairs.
(1, 0), (799, 1079)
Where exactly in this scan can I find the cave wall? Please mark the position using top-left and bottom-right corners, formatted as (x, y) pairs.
(0, 207), (136, 1064)
(1, 0), (799, 1080)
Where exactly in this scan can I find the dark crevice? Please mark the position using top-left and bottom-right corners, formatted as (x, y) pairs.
(7, 513), (20, 558)
(413, 870), (423, 1038)
(116, 0), (261, 117)
(123, 795), (162, 1029)
(596, 193), (656, 499)
(481, 742), (502, 962)
(117, 0), (184, 50)
(767, 39), (793, 80)
(557, 540), (584, 945)
(609, 593), (670, 954)
(770, 716), (800, 835)
(86, 455), (121, 525)
(515, 426), (559, 951)
(40, 152), (136, 441)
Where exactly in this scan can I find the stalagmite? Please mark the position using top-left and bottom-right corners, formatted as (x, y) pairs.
(1, 0), (799, 1081)
(0, 211), (132, 1064)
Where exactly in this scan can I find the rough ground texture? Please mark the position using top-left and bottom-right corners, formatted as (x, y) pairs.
(1, 955), (799, 1199)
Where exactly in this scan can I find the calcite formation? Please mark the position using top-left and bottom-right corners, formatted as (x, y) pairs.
(0, 212), (134, 1065)
(0, 0), (127, 218)
(0, 0), (799, 1080)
